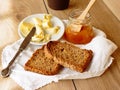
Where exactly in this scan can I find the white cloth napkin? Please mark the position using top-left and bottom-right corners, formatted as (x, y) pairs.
(1, 26), (117, 90)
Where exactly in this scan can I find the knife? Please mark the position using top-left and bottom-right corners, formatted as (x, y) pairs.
(1, 27), (36, 78)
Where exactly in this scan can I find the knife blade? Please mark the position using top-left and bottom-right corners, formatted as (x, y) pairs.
(1, 27), (36, 77)
(19, 27), (36, 50)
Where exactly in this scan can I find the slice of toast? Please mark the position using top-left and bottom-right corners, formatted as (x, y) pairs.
(44, 41), (93, 72)
(24, 46), (62, 75)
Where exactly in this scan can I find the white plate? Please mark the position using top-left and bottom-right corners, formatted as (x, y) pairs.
(18, 14), (65, 45)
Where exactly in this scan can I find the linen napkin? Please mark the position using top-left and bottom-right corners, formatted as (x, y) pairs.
(1, 27), (117, 90)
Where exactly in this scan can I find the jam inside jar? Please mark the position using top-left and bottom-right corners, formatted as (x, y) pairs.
(64, 9), (94, 44)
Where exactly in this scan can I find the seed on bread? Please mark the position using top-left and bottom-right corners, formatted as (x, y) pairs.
(44, 41), (93, 72)
(24, 46), (62, 75)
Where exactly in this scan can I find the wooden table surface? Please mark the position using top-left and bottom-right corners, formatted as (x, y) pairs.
(0, 0), (120, 90)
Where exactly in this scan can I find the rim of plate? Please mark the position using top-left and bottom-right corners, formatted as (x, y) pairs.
(18, 13), (65, 45)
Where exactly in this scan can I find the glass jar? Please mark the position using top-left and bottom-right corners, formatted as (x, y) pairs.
(64, 9), (94, 44)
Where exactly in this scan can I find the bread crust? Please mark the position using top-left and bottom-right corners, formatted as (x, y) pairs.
(45, 41), (93, 72)
(24, 46), (62, 75)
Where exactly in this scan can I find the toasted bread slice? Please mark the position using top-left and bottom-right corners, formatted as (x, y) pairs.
(45, 41), (93, 72)
(24, 46), (62, 75)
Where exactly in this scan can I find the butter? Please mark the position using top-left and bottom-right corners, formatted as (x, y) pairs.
(20, 14), (60, 43)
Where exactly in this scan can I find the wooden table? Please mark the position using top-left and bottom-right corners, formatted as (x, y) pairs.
(0, 0), (120, 90)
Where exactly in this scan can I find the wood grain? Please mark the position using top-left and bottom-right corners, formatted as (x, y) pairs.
(0, 0), (120, 90)
(73, 0), (120, 90)
(0, 0), (47, 90)
(39, 80), (75, 90)
(44, 0), (90, 19)
(103, 0), (120, 21)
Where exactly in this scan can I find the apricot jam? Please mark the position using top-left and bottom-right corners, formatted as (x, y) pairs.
(64, 9), (94, 44)
(64, 25), (94, 44)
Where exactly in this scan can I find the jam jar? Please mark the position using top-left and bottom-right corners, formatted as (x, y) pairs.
(64, 9), (94, 44)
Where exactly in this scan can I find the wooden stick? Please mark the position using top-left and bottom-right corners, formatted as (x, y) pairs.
(71, 0), (96, 32)
(78, 0), (96, 20)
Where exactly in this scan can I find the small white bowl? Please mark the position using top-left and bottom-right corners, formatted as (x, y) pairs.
(18, 14), (65, 45)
